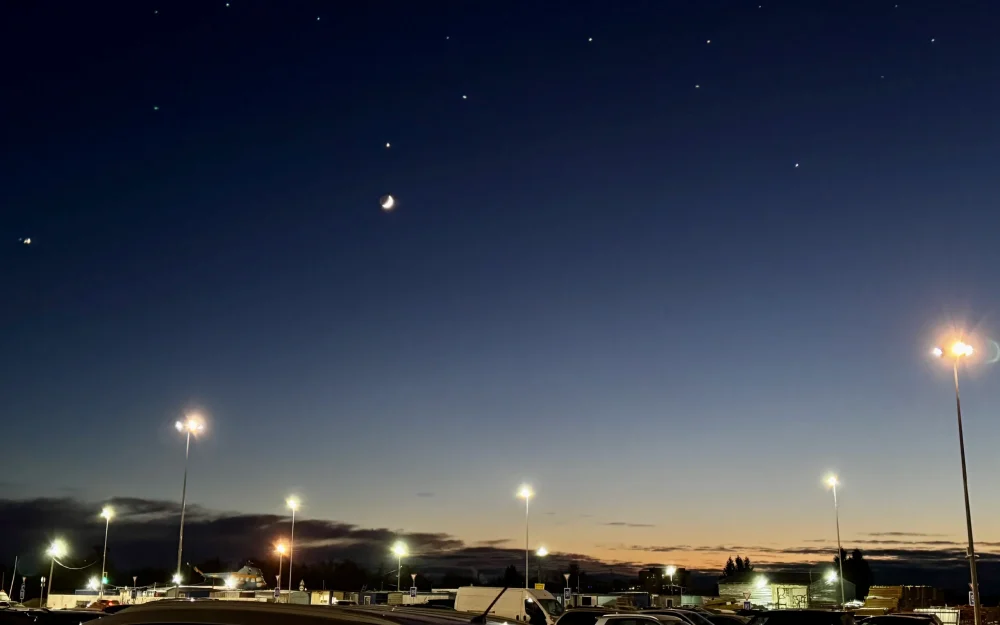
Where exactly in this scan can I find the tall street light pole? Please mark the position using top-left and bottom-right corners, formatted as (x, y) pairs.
(275, 543), (286, 596)
(99, 506), (114, 599)
(286, 497), (299, 593)
(825, 475), (846, 605)
(174, 414), (204, 582)
(45, 540), (67, 608)
(518, 485), (533, 589)
(666, 565), (676, 601)
(392, 542), (408, 591)
(932, 341), (981, 625)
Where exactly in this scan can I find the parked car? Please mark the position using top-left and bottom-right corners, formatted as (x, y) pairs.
(746, 610), (854, 625)
(96, 601), (514, 625)
(556, 608), (616, 625)
(863, 616), (942, 625)
(595, 614), (686, 625)
(644, 610), (716, 625)
(705, 615), (749, 625)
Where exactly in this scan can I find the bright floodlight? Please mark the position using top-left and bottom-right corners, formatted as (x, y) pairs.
(224, 576), (237, 589)
(536, 547), (549, 557)
(517, 484), (534, 499)
(825, 474), (839, 488)
(100, 506), (114, 520)
(172, 573), (182, 585)
(87, 577), (99, 591)
(755, 576), (768, 588)
(665, 565), (677, 576)
(275, 543), (287, 555)
(392, 541), (408, 557)
(47, 539), (68, 559)
(825, 569), (838, 583)
(286, 496), (300, 511)
(176, 414), (204, 434)
(931, 347), (944, 358)
(952, 341), (974, 357)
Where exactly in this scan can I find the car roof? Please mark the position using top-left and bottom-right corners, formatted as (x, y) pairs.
(95, 602), (437, 625)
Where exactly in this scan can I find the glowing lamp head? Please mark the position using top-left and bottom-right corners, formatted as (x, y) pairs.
(286, 496), (300, 511)
(755, 576), (768, 589)
(176, 415), (205, 434)
(665, 565), (677, 576)
(101, 506), (114, 520)
(276, 543), (287, 555)
(224, 576), (237, 589)
(825, 570), (838, 583)
(47, 539), (68, 559)
(952, 342), (974, 357)
(392, 541), (408, 557)
(536, 547), (549, 557)
(172, 573), (182, 585)
(517, 484), (534, 499)
(930, 347), (944, 358)
(87, 577), (99, 591)
(825, 474), (839, 488)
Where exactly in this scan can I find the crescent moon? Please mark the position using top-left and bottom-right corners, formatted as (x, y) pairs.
(380, 194), (395, 211)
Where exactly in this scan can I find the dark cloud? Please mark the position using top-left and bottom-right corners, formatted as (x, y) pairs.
(604, 522), (655, 528)
(0, 497), (619, 581)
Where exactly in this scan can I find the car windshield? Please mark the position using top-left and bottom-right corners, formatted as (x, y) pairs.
(537, 598), (565, 617)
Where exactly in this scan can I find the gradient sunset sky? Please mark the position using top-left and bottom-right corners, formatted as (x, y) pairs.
(3, 0), (1000, 574)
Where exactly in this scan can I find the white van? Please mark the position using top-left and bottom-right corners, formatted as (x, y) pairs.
(455, 587), (564, 625)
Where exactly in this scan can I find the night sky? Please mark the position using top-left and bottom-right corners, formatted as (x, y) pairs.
(4, 0), (1000, 583)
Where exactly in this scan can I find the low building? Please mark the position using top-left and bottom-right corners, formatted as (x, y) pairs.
(718, 573), (855, 610)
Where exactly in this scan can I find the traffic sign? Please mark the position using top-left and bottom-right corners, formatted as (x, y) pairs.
(131, 588), (138, 600)
(743, 602), (752, 610)
(563, 587), (572, 602)
(535, 583), (545, 591)
(970, 591), (975, 606)
(743, 592), (751, 600)
(410, 587), (417, 598)
(20, 578), (25, 602)
(274, 587), (281, 600)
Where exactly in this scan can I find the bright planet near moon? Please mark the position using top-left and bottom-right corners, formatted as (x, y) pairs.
(380, 194), (395, 211)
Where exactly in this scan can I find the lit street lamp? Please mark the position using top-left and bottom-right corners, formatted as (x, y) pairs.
(174, 414), (204, 581)
(275, 543), (287, 596)
(665, 565), (676, 597)
(517, 485), (534, 589)
(825, 569), (838, 584)
(286, 497), (299, 593)
(825, 475), (846, 605)
(536, 547), (548, 584)
(932, 339), (981, 625)
(392, 541), (408, 591)
(45, 539), (67, 608)
(100, 506), (114, 599)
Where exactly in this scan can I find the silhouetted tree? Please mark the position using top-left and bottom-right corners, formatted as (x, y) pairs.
(722, 557), (737, 578)
(735, 556), (745, 572)
(834, 549), (873, 600)
(743, 557), (754, 572)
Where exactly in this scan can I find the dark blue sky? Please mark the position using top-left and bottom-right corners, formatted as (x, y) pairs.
(3, 0), (1000, 571)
